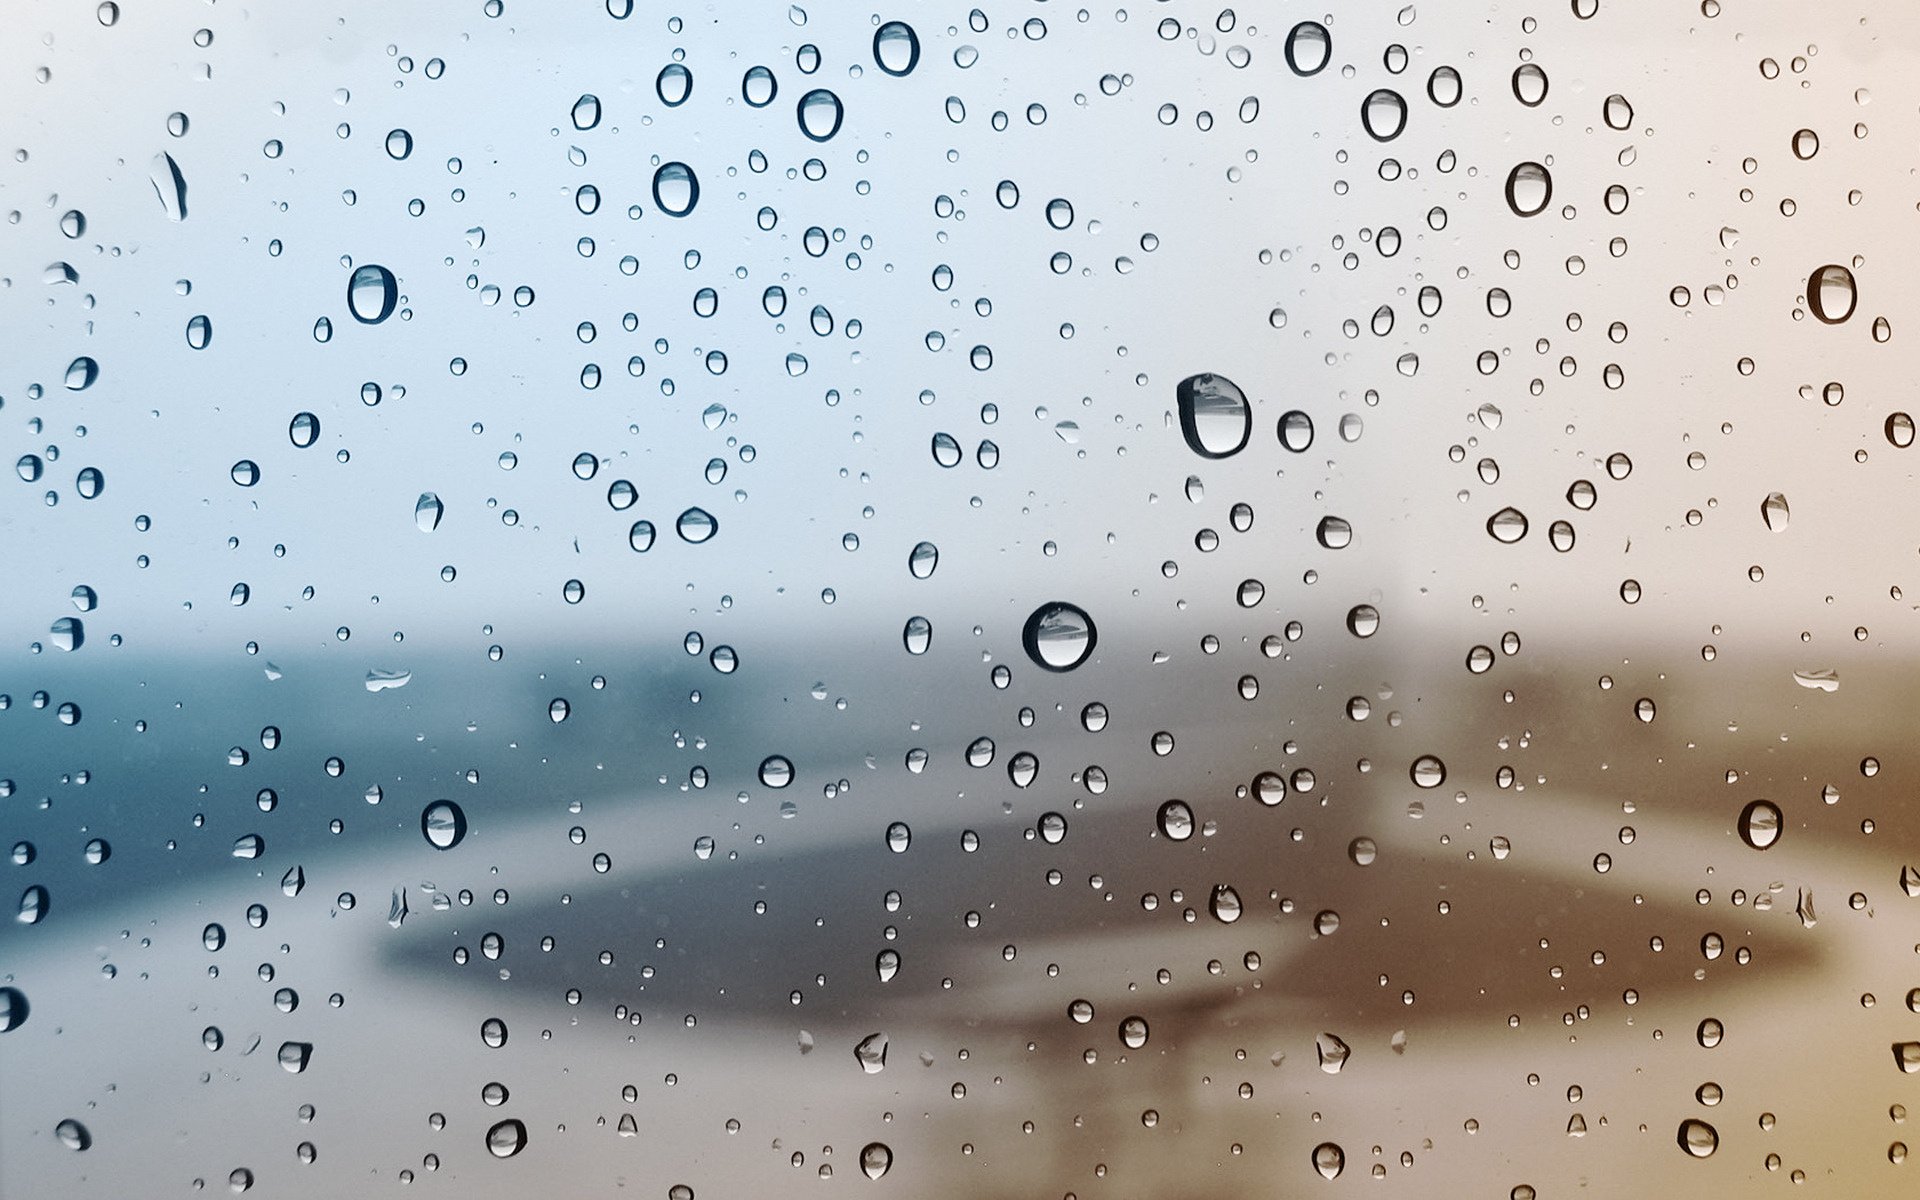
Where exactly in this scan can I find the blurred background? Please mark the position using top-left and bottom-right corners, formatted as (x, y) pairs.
(4, 1), (1920, 1196)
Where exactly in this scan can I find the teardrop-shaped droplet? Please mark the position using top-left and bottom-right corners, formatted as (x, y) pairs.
(1209, 883), (1242, 923)
(1312, 1141), (1346, 1180)
(1176, 373), (1252, 458)
(656, 63), (692, 106)
(676, 506), (717, 543)
(797, 88), (844, 141)
(17, 884), (49, 925)
(486, 1119), (528, 1158)
(873, 21), (920, 76)
(860, 1141), (893, 1180)
(55, 1119), (91, 1151)
(1761, 492), (1790, 531)
(1157, 800), (1194, 841)
(1807, 264), (1857, 324)
(414, 492), (443, 532)
(875, 949), (900, 983)
(571, 93), (601, 130)
(1285, 21), (1331, 76)
(1506, 162), (1553, 217)
(1487, 506), (1529, 543)
(1023, 602), (1097, 672)
(1677, 1119), (1718, 1158)
(652, 162), (700, 217)
(150, 152), (188, 220)
(347, 264), (398, 324)
(1360, 89), (1407, 141)
(289, 412), (320, 448)
(421, 800), (467, 850)
(1738, 799), (1783, 850)
(65, 357), (98, 390)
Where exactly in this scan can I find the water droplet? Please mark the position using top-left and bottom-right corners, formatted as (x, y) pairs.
(629, 520), (656, 552)
(1738, 799), (1783, 850)
(797, 89), (845, 141)
(1603, 93), (1634, 129)
(486, 1119), (527, 1158)
(17, 884), (48, 925)
(347, 264), (398, 324)
(1347, 604), (1381, 638)
(55, 1119), (91, 1151)
(414, 492), (444, 532)
(289, 412), (320, 447)
(741, 65), (778, 107)
(1505, 162), (1553, 217)
(277, 1041), (313, 1073)
(1808, 264), (1857, 324)
(1316, 516), (1353, 549)
(1487, 507), (1529, 543)
(1792, 128), (1819, 159)
(0, 986), (27, 1032)
(1312, 1141), (1346, 1180)
(65, 357), (98, 390)
(548, 697), (571, 723)
(856, 1032), (889, 1072)
(656, 63), (692, 106)
(873, 21), (920, 75)
(230, 460), (260, 487)
(1022, 602), (1097, 672)
(885, 821), (911, 853)
(1285, 21), (1332, 76)
(1761, 492), (1790, 530)
(1427, 65), (1462, 106)
(652, 162), (700, 217)
(860, 1142), (893, 1180)
(1886, 413), (1915, 447)
(908, 540), (939, 579)
(1119, 1016), (1150, 1048)
(49, 617), (83, 652)
(1158, 800), (1194, 840)
(571, 93), (601, 129)
(1209, 884), (1243, 923)
(1361, 89), (1408, 141)
(1278, 410), (1314, 452)
(875, 949), (900, 983)
(676, 507), (718, 543)
(1511, 63), (1549, 107)
(1316, 1032), (1351, 1073)
(422, 800), (468, 850)
(385, 128), (412, 159)
(481, 1017), (508, 1048)
(1677, 1118), (1719, 1158)
(759, 756), (793, 789)
(1897, 1042), (1920, 1073)
(149, 152), (188, 220)
(1176, 373), (1252, 458)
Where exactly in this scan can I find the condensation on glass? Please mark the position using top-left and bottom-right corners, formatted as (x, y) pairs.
(2, 1), (1918, 1196)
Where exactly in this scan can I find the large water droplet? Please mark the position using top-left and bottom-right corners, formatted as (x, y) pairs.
(1285, 21), (1331, 75)
(860, 1142), (893, 1180)
(1677, 1118), (1719, 1158)
(1316, 1032), (1351, 1073)
(1603, 93), (1634, 130)
(1312, 1141), (1346, 1180)
(1761, 492), (1790, 531)
(486, 1118), (528, 1158)
(759, 756), (793, 788)
(1157, 800), (1194, 840)
(1886, 412), (1915, 448)
(1738, 799), (1783, 850)
(797, 88), (845, 141)
(652, 162), (700, 217)
(422, 800), (468, 850)
(1278, 410), (1314, 452)
(571, 93), (601, 130)
(0, 986), (27, 1032)
(277, 1041), (313, 1073)
(855, 1032), (889, 1073)
(414, 492), (444, 532)
(1487, 506), (1529, 543)
(65, 357), (98, 390)
(289, 412), (320, 448)
(1176, 373), (1252, 458)
(49, 617), (82, 652)
(677, 507), (718, 543)
(1505, 162), (1553, 217)
(908, 540), (939, 579)
(17, 884), (48, 925)
(1808, 264), (1857, 324)
(348, 264), (398, 324)
(1209, 883), (1242, 923)
(656, 63), (692, 106)
(1361, 89), (1408, 141)
(874, 21), (920, 75)
(55, 1119), (91, 1151)
(1896, 1042), (1920, 1073)
(1410, 755), (1446, 788)
(875, 949), (900, 983)
(149, 152), (188, 220)
(1022, 602), (1097, 672)
(742, 65), (778, 107)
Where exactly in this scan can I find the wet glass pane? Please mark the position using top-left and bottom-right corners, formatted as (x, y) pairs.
(4, 1), (1919, 1195)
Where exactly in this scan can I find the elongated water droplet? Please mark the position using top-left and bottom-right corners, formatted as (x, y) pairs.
(1511, 63), (1549, 106)
(1157, 800), (1194, 841)
(1285, 21), (1331, 75)
(797, 88), (844, 141)
(1361, 88), (1407, 141)
(348, 264), (398, 324)
(1022, 601), (1097, 672)
(422, 800), (467, 850)
(1278, 410), (1314, 452)
(17, 884), (48, 925)
(571, 93), (601, 130)
(1209, 883), (1242, 923)
(1428, 65), (1462, 106)
(1176, 373), (1252, 458)
(385, 128), (413, 160)
(1316, 1032), (1350, 1073)
(1505, 162), (1553, 217)
(876, 949), (900, 983)
(873, 21), (920, 75)
(855, 1032), (889, 1073)
(1808, 264), (1857, 324)
(656, 63), (692, 106)
(1312, 1141), (1345, 1180)
(1738, 799), (1783, 850)
(742, 65), (778, 107)
(1886, 412), (1915, 447)
(415, 492), (443, 532)
(65, 357), (97, 390)
(1761, 492), (1790, 530)
(860, 1142), (893, 1180)
(652, 162), (700, 217)
(289, 411), (320, 448)
(150, 152), (188, 220)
